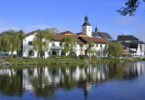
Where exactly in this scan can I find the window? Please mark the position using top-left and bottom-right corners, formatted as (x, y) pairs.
(52, 42), (55, 46)
(100, 44), (102, 48)
(83, 28), (86, 32)
(28, 50), (34, 56)
(96, 44), (98, 47)
(28, 41), (33, 45)
(88, 28), (90, 32)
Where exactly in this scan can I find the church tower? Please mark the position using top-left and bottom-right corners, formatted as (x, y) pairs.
(82, 16), (92, 37)
(95, 25), (98, 33)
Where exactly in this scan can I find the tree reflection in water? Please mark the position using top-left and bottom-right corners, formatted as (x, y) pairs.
(0, 61), (144, 100)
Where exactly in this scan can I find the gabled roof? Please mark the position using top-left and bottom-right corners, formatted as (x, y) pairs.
(59, 31), (74, 36)
(76, 32), (88, 37)
(92, 32), (112, 40)
(98, 32), (112, 40)
(117, 35), (139, 41)
(24, 30), (108, 44)
(79, 36), (108, 44)
(54, 31), (75, 41)
(24, 30), (37, 38)
(54, 33), (85, 44)
(92, 32), (102, 38)
(53, 34), (65, 41)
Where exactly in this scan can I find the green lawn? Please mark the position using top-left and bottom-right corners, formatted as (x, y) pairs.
(0, 57), (144, 67)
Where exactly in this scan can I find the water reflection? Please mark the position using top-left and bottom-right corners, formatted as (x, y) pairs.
(0, 61), (144, 99)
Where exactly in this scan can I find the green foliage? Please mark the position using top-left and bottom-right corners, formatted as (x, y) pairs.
(117, 0), (145, 16)
(79, 55), (88, 59)
(85, 42), (97, 58)
(0, 73), (23, 96)
(108, 42), (123, 57)
(0, 30), (24, 57)
(60, 36), (76, 56)
(33, 28), (56, 58)
(0, 33), (10, 51)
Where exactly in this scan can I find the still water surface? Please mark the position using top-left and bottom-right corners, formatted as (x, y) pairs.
(0, 61), (145, 100)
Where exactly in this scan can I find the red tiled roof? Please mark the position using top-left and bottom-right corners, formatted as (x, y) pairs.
(54, 31), (75, 41)
(24, 30), (108, 44)
(53, 34), (65, 41)
(54, 33), (85, 44)
(60, 31), (75, 36)
(76, 38), (84, 44)
(79, 36), (108, 43)
(76, 32), (88, 37)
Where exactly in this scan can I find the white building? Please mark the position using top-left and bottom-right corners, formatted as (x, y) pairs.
(117, 35), (145, 57)
(22, 31), (108, 58)
(22, 16), (108, 58)
(136, 41), (145, 57)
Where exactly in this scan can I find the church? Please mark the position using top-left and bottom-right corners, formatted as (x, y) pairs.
(22, 16), (109, 58)
(82, 16), (113, 41)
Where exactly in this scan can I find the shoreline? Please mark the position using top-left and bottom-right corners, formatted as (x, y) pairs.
(0, 57), (145, 68)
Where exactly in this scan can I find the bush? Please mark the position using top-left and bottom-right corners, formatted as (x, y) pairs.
(67, 55), (77, 59)
(91, 55), (97, 59)
(79, 55), (88, 59)
(49, 55), (56, 58)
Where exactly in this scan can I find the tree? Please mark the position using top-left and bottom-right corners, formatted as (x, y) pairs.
(117, 0), (145, 16)
(107, 42), (123, 57)
(0, 33), (10, 52)
(15, 30), (24, 57)
(33, 29), (56, 58)
(85, 42), (97, 58)
(0, 30), (24, 57)
(9, 30), (24, 57)
(60, 36), (76, 56)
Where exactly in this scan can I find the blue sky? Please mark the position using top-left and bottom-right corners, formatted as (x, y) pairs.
(0, 0), (145, 41)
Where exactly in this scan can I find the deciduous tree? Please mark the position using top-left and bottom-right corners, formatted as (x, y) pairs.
(117, 0), (145, 16)
(33, 28), (56, 58)
(108, 42), (123, 57)
(60, 36), (76, 56)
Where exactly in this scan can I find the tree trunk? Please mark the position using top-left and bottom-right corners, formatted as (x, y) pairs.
(44, 52), (45, 59)
(10, 51), (14, 58)
(37, 52), (40, 58)
(40, 52), (43, 58)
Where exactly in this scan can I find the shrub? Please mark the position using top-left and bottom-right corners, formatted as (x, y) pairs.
(79, 55), (88, 59)
(91, 55), (97, 59)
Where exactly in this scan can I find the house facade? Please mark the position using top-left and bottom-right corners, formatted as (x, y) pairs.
(22, 16), (109, 58)
(117, 35), (145, 57)
(22, 31), (108, 58)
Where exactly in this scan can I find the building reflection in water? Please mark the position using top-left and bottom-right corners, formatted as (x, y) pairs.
(0, 61), (144, 99)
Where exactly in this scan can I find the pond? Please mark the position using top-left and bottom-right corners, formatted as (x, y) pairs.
(0, 61), (145, 100)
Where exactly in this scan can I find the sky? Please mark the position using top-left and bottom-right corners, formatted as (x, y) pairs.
(0, 0), (145, 41)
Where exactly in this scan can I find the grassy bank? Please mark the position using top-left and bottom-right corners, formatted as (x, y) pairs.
(0, 57), (145, 67)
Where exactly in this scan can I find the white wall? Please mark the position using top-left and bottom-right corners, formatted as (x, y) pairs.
(22, 33), (108, 58)
(82, 26), (92, 37)
(136, 44), (145, 56)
